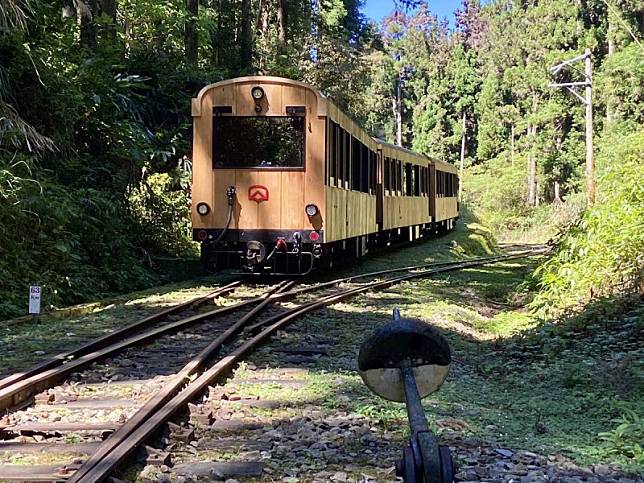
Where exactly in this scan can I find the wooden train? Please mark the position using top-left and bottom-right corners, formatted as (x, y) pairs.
(191, 76), (459, 274)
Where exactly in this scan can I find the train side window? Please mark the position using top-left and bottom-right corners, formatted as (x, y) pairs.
(413, 165), (420, 196)
(424, 167), (428, 195)
(360, 143), (369, 193)
(435, 170), (439, 196)
(420, 167), (425, 195)
(333, 124), (342, 186)
(341, 129), (349, 189)
(402, 163), (407, 196)
(351, 137), (360, 191)
(404, 163), (412, 196)
(370, 151), (375, 194)
(328, 122), (336, 185)
(392, 159), (402, 196)
(397, 160), (402, 195)
(392, 160), (397, 194)
(338, 128), (344, 188)
(384, 157), (390, 193)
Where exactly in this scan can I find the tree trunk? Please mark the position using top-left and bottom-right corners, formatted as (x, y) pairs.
(395, 73), (403, 146)
(535, 179), (540, 207)
(213, 0), (224, 67)
(553, 180), (562, 204)
(240, 0), (252, 69)
(185, 0), (198, 65)
(459, 111), (466, 201)
(77, 0), (97, 49)
(98, 0), (117, 41)
(277, 0), (286, 49)
(510, 125), (515, 167)
(62, 0), (76, 19)
(526, 124), (537, 207)
(585, 49), (595, 206)
(606, 11), (615, 122)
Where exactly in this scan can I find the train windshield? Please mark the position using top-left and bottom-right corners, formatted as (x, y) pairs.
(213, 116), (305, 169)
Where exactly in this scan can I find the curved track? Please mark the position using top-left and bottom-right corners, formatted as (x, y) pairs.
(0, 248), (546, 482)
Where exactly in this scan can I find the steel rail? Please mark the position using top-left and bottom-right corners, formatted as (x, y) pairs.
(0, 250), (545, 411)
(67, 280), (294, 483)
(0, 282), (279, 411)
(246, 253), (518, 333)
(71, 251), (536, 482)
(270, 246), (547, 302)
(0, 281), (240, 393)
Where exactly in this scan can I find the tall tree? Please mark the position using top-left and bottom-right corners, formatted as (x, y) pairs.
(240, 0), (252, 69)
(185, 0), (198, 64)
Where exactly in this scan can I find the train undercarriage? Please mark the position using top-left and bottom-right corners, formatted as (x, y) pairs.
(196, 218), (458, 275)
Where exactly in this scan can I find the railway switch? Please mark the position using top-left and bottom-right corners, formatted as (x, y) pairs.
(358, 309), (454, 483)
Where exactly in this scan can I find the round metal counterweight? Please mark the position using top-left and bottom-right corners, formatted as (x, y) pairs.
(358, 318), (451, 402)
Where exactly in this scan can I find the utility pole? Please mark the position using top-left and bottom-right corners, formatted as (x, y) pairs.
(549, 49), (595, 206)
(584, 50), (595, 205)
(459, 112), (466, 201)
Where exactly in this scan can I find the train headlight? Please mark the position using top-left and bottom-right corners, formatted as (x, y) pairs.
(305, 204), (319, 217)
(251, 87), (265, 100)
(197, 202), (210, 215)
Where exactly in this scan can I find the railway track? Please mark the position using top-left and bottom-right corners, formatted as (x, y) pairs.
(0, 248), (546, 482)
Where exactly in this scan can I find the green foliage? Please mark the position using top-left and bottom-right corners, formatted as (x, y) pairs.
(0, 158), (157, 319)
(598, 409), (644, 464)
(128, 168), (197, 258)
(533, 130), (644, 314)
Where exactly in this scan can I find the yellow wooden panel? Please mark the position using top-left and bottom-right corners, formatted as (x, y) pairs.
(235, 82), (256, 116)
(233, 170), (259, 229)
(213, 169), (236, 226)
(192, 91), (214, 229)
(258, 82), (283, 115)
(325, 186), (347, 241)
(256, 171), (282, 229)
(282, 85), (306, 111)
(281, 171), (305, 229)
(434, 197), (458, 221)
(305, 90), (325, 222)
(212, 84), (236, 112)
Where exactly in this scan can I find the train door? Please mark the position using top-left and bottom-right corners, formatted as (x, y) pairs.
(376, 149), (384, 232)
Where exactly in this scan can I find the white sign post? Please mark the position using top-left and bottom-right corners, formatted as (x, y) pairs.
(29, 285), (41, 315)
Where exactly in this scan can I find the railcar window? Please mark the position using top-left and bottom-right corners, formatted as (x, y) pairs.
(361, 145), (369, 193)
(213, 116), (304, 169)
(404, 163), (412, 196)
(328, 121), (337, 183)
(370, 152), (377, 194)
(337, 129), (343, 187)
(351, 137), (360, 191)
(420, 167), (426, 195)
(413, 165), (420, 196)
(384, 157), (390, 192)
(342, 130), (350, 188)
(397, 160), (402, 194)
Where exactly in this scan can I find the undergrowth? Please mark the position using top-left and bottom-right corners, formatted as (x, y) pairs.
(532, 130), (644, 316)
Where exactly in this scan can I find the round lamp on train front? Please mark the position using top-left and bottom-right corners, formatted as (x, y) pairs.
(251, 86), (265, 100)
(305, 204), (319, 217)
(197, 202), (210, 215)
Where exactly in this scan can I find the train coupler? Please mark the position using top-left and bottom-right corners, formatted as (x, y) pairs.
(358, 310), (455, 483)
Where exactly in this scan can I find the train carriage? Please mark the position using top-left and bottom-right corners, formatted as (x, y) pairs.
(191, 76), (459, 274)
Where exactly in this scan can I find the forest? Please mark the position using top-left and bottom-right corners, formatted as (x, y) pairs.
(0, 0), (642, 320)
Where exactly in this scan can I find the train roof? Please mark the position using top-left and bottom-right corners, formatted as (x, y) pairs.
(193, 76), (458, 174)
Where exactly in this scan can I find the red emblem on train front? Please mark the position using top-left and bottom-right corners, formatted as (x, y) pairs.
(248, 185), (269, 204)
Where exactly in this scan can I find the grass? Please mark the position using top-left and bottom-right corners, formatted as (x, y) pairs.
(242, 226), (642, 475)
(1, 212), (641, 477)
(0, 276), (230, 377)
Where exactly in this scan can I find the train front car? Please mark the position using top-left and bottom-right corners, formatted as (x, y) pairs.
(191, 77), (326, 275)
